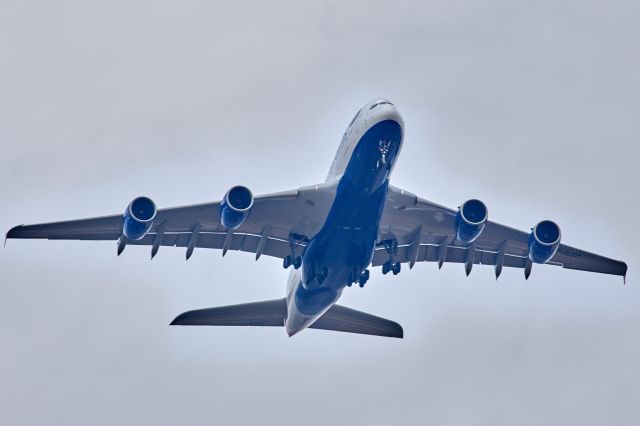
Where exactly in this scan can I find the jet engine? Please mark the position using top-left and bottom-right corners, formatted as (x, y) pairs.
(123, 196), (157, 240)
(455, 199), (488, 243)
(220, 185), (254, 229)
(528, 220), (561, 264)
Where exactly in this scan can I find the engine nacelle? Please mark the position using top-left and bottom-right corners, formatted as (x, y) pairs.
(220, 185), (254, 229)
(455, 199), (488, 243)
(528, 220), (561, 264)
(123, 196), (157, 240)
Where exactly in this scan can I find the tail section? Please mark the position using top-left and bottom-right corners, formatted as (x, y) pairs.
(171, 299), (403, 338)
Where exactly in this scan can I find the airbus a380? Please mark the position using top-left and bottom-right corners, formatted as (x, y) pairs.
(7, 99), (628, 338)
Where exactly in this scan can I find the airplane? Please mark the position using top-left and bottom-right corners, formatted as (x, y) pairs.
(6, 99), (628, 339)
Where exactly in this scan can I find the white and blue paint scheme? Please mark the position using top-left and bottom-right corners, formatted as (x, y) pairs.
(285, 100), (403, 335)
(7, 99), (627, 338)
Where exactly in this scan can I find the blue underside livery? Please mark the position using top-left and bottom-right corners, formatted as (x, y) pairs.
(291, 120), (402, 321)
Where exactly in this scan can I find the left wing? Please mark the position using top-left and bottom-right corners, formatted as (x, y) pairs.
(374, 186), (627, 281)
(6, 183), (336, 260)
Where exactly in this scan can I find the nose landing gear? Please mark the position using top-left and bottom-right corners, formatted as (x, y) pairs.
(377, 139), (391, 169)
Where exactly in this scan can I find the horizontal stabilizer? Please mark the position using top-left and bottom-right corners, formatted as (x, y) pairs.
(310, 304), (403, 338)
(171, 298), (403, 338)
(171, 299), (286, 327)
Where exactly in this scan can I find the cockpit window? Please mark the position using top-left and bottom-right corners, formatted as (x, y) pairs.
(369, 101), (393, 110)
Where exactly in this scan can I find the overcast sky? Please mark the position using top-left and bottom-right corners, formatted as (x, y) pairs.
(1, 1), (639, 425)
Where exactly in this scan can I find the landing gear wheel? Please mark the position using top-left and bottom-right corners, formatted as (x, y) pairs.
(283, 256), (292, 269)
(357, 269), (370, 288)
(381, 240), (398, 276)
(293, 256), (302, 269)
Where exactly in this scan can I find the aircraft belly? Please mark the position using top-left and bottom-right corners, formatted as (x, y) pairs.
(285, 118), (403, 336)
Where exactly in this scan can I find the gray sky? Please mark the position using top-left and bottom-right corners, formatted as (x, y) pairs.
(1, 1), (639, 425)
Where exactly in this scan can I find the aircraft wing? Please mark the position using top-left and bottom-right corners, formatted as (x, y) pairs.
(373, 186), (628, 281)
(6, 183), (336, 260)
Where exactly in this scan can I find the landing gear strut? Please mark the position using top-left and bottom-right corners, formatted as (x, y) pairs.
(380, 239), (402, 276)
(283, 233), (304, 270)
(377, 139), (392, 170)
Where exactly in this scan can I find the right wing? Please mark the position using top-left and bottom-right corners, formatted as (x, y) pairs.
(6, 183), (337, 260)
(374, 185), (627, 281)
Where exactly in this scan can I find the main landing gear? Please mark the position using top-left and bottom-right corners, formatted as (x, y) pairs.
(283, 255), (302, 269)
(382, 261), (401, 275)
(347, 269), (370, 288)
(283, 233), (304, 270)
(380, 239), (402, 276)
